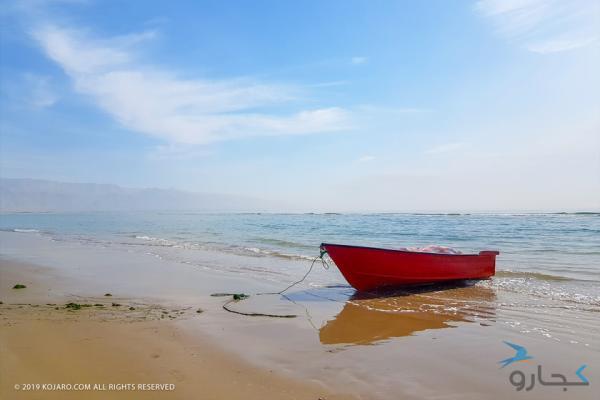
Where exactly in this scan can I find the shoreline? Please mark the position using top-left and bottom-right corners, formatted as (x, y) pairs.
(1, 231), (598, 400)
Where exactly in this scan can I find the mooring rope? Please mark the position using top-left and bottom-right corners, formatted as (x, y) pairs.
(213, 249), (330, 318)
(263, 248), (330, 295)
(221, 298), (297, 318)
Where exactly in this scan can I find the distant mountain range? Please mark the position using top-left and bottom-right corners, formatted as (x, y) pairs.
(0, 178), (274, 212)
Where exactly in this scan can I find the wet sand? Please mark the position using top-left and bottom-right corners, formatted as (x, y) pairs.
(0, 260), (353, 400)
(1, 231), (598, 399)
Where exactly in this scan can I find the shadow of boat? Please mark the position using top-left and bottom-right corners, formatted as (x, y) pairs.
(319, 281), (496, 345)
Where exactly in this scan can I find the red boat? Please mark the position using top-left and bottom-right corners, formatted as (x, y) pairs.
(320, 243), (498, 292)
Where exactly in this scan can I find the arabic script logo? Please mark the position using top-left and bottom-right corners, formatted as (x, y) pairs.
(499, 341), (533, 368)
(500, 341), (590, 392)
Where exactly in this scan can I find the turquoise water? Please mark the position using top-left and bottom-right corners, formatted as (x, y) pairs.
(1, 212), (598, 282)
(2, 212), (599, 308)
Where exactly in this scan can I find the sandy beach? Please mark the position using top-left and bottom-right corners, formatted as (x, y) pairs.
(0, 258), (354, 400)
(1, 231), (598, 400)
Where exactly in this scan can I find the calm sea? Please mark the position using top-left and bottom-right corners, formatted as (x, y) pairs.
(1, 212), (599, 305)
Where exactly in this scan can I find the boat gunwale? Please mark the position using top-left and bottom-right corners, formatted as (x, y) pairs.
(320, 242), (499, 257)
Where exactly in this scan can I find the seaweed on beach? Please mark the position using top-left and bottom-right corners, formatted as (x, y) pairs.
(210, 292), (249, 300)
(219, 293), (297, 318)
(64, 302), (92, 310)
(12, 284), (26, 289)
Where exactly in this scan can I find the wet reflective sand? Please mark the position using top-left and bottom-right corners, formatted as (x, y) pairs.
(320, 283), (497, 345)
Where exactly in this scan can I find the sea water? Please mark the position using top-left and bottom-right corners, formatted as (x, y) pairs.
(1, 212), (599, 307)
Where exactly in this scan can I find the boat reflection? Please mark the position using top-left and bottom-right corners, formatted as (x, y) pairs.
(319, 282), (496, 345)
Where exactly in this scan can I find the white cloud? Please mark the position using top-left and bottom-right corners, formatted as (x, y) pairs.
(351, 56), (368, 65)
(31, 25), (350, 144)
(475, 0), (600, 53)
(424, 142), (465, 155)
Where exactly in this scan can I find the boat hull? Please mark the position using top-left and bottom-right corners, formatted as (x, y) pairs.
(321, 243), (498, 292)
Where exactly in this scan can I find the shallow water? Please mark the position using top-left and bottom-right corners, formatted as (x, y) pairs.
(1, 212), (598, 306)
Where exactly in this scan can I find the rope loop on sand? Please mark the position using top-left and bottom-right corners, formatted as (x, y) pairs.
(222, 299), (297, 318)
(213, 249), (330, 318)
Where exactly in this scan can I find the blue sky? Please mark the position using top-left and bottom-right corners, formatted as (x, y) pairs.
(1, 0), (599, 211)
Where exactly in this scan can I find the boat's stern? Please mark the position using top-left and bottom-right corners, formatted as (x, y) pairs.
(479, 250), (500, 256)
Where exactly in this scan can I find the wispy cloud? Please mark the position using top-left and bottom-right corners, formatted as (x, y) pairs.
(24, 73), (58, 108)
(356, 105), (431, 114)
(475, 0), (600, 53)
(309, 80), (349, 88)
(424, 142), (465, 155)
(357, 155), (375, 162)
(31, 25), (350, 144)
(527, 36), (598, 54)
(351, 56), (368, 65)
(146, 144), (212, 161)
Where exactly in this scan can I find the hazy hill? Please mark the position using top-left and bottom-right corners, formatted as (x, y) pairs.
(0, 178), (272, 212)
